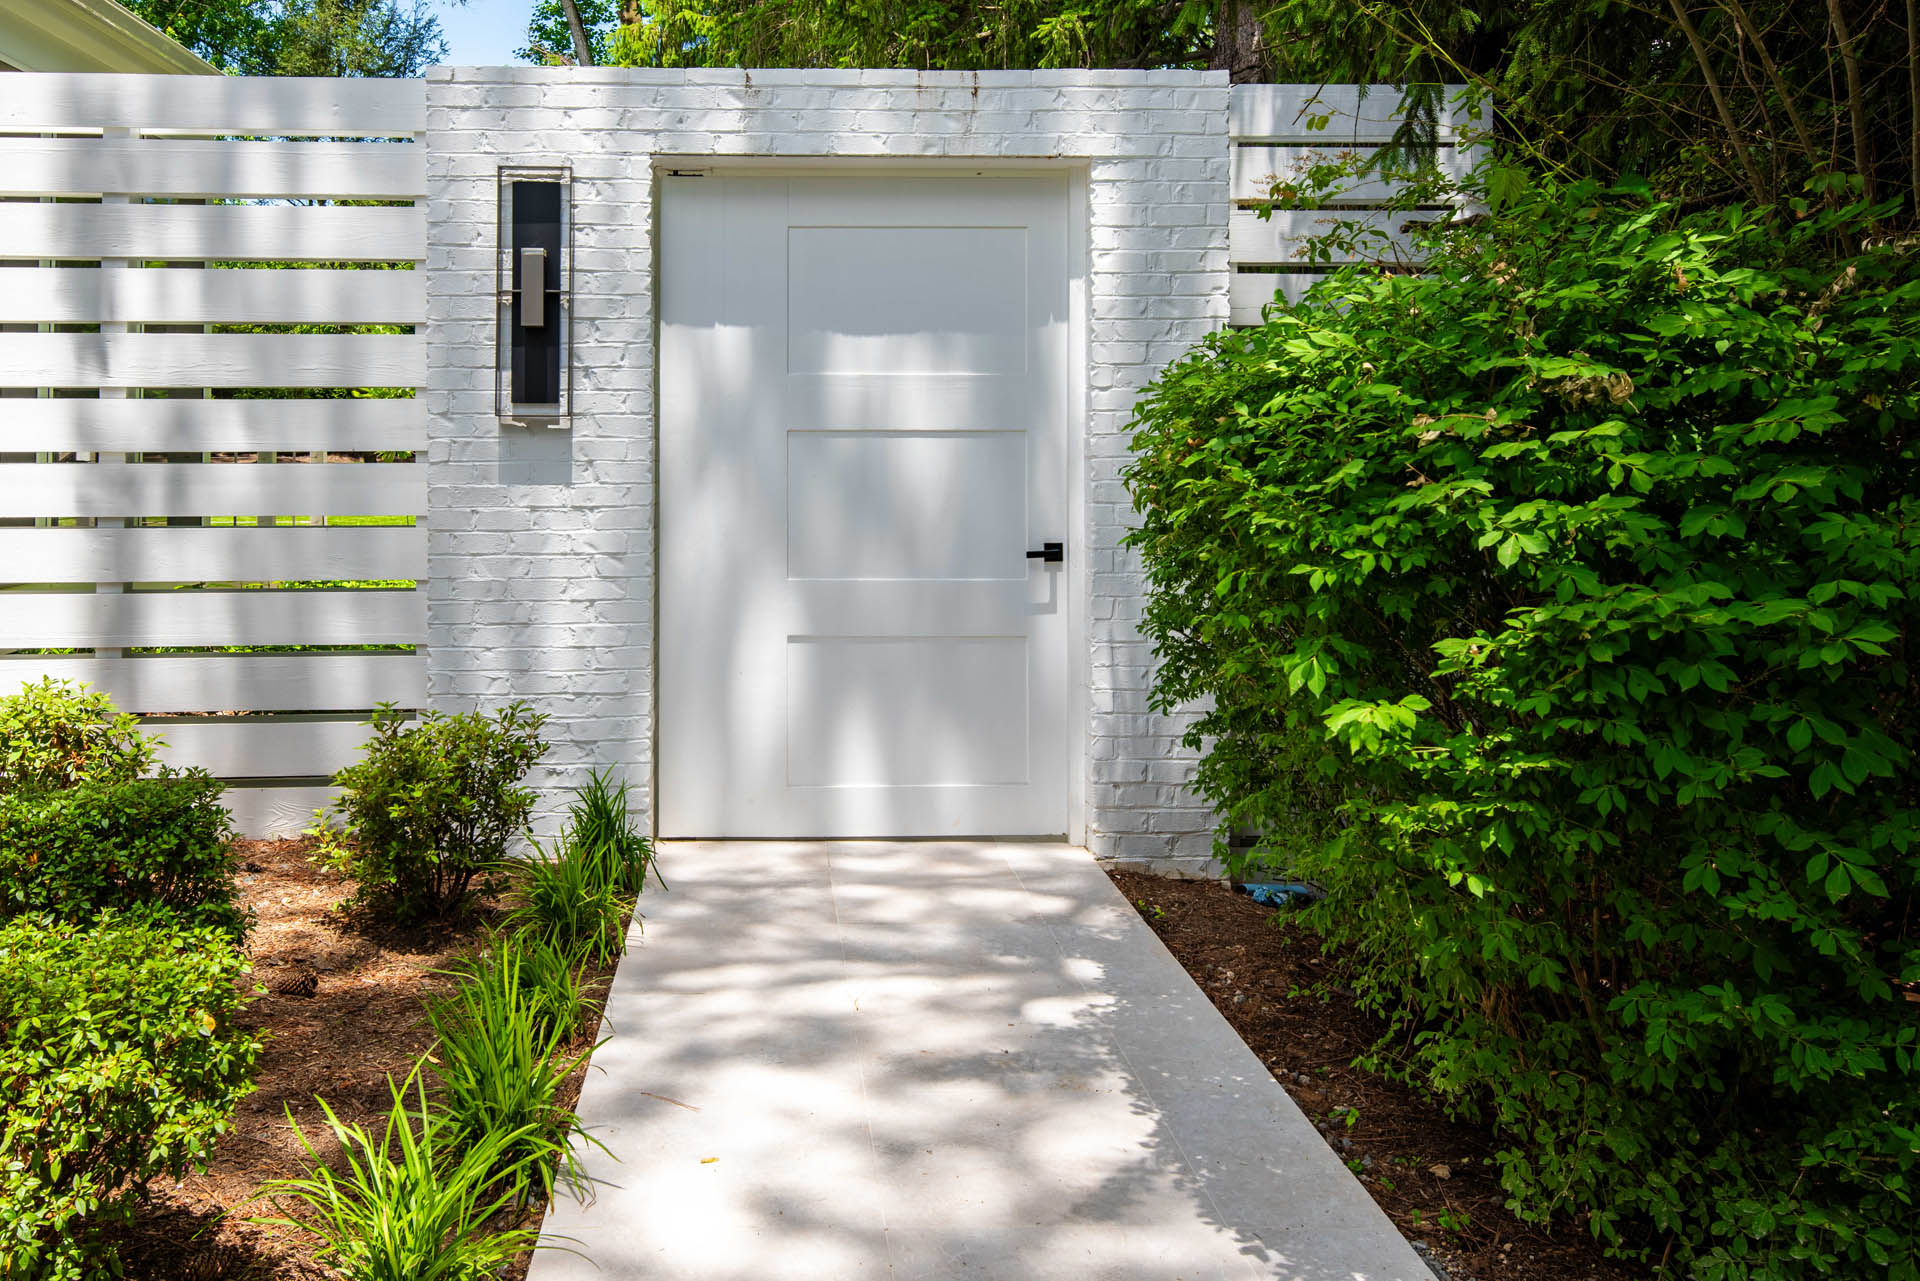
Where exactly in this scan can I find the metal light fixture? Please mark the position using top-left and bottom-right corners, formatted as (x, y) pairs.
(496, 165), (571, 423)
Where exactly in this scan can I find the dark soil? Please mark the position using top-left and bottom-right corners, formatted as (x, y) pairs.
(107, 837), (613, 1281)
(1107, 869), (1637, 1281)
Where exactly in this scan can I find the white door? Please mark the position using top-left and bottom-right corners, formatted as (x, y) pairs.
(659, 174), (1071, 837)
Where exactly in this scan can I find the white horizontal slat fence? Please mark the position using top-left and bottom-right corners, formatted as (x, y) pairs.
(0, 202), (425, 262)
(0, 138), (425, 201)
(1227, 83), (1483, 325)
(0, 267), (424, 325)
(0, 333), (425, 387)
(0, 461), (422, 518)
(1, 526), (425, 582)
(0, 73), (428, 836)
(5, 399), (425, 453)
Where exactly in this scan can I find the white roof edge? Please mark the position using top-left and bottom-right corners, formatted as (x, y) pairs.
(0, 0), (220, 75)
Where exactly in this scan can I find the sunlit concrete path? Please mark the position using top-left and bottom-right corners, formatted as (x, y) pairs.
(527, 842), (1434, 1281)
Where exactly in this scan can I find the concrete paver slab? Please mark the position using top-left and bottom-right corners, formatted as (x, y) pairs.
(528, 842), (1433, 1281)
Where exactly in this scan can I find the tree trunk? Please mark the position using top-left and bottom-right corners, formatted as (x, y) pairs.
(561, 0), (596, 67)
(1211, 0), (1269, 84)
(1666, 0), (1767, 201)
(1827, 0), (1872, 199)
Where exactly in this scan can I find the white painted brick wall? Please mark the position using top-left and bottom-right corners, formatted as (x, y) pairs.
(425, 67), (1229, 864)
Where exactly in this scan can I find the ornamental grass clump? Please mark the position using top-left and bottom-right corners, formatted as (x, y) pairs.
(423, 947), (601, 1209)
(504, 833), (627, 968)
(256, 1071), (556, 1281)
(1125, 177), (1919, 1277)
(565, 767), (664, 895)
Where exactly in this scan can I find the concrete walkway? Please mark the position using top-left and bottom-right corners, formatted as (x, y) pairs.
(527, 842), (1434, 1281)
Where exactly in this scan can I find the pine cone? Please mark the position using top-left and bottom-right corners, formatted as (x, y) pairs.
(271, 970), (317, 999)
(179, 1242), (234, 1281)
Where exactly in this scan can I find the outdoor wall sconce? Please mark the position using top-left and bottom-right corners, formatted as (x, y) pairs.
(497, 165), (572, 423)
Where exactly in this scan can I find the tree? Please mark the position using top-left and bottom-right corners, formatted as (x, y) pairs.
(124, 0), (448, 77)
(521, 0), (618, 65)
(1255, 1), (1919, 214)
(601, 0), (1220, 76)
(578, 1), (1918, 215)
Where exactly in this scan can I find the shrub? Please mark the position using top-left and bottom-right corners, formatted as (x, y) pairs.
(0, 678), (156, 798)
(566, 768), (663, 894)
(0, 913), (261, 1280)
(315, 702), (549, 921)
(1124, 179), (1920, 1277)
(424, 950), (600, 1209)
(0, 772), (244, 939)
(256, 1071), (553, 1281)
(505, 834), (627, 968)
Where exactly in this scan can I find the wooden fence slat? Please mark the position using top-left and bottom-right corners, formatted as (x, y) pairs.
(0, 74), (425, 136)
(1228, 272), (1324, 326)
(149, 718), (377, 778)
(0, 138), (423, 201)
(1229, 207), (1453, 265)
(1229, 83), (1477, 144)
(0, 526), (424, 583)
(0, 267), (425, 325)
(0, 397), (425, 453)
(0, 202), (425, 263)
(0, 654), (427, 713)
(0, 589), (425, 648)
(0, 462), (423, 521)
(1230, 143), (1475, 203)
(220, 784), (343, 836)
(0, 333), (424, 388)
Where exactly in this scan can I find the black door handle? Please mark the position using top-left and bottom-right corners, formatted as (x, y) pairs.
(1026, 542), (1064, 564)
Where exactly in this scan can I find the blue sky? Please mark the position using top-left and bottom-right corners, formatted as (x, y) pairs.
(435, 0), (533, 67)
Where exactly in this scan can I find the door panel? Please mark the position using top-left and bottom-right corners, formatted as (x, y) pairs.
(659, 175), (1070, 837)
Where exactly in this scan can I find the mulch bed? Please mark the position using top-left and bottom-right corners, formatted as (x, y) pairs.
(1107, 869), (1637, 1281)
(107, 837), (614, 1281)
(102, 843), (1630, 1279)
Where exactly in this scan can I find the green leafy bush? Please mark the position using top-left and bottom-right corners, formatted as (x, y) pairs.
(1125, 180), (1920, 1277)
(257, 1071), (554, 1281)
(424, 948), (600, 1208)
(566, 768), (663, 894)
(505, 834), (627, 968)
(0, 913), (261, 1280)
(0, 773), (244, 938)
(0, 678), (157, 798)
(315, 702), (549, 921)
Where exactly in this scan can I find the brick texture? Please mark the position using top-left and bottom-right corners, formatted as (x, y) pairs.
(425, 67), (1229, 862)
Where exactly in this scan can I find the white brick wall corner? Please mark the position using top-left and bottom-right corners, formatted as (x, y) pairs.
(425, 67), (1228, 858)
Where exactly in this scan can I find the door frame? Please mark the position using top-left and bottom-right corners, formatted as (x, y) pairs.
(648, 157), (1091, 844)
